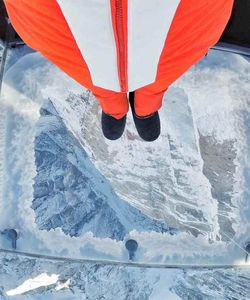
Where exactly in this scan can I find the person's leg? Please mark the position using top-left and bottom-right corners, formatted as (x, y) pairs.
(91, 86), (129, 140)
(91, 86), (129, 120)
(133, 85), (168, 117)
(128, 85), (168, 141)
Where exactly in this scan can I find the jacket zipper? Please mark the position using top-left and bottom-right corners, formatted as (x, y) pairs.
(115, 0), (127, 92)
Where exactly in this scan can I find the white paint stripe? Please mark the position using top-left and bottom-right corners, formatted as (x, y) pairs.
(56, 0), (120, 91)
(128, 0), (181, 91)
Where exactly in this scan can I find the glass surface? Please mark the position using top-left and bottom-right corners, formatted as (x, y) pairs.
(1, 251), (250, 299)
(0, 44), (250, 269)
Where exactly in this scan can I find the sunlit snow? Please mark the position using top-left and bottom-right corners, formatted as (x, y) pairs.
(6, 273), (59, 296)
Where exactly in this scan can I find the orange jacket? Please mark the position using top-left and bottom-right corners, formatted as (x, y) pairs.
(4, 0), (233, 93)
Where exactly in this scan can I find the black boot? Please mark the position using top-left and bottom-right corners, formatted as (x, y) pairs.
(129, 91), (160, 142)
(101, 111), (126, 140)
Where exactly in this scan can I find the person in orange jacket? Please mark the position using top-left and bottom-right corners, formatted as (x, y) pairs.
(4, 0), (234, 141)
